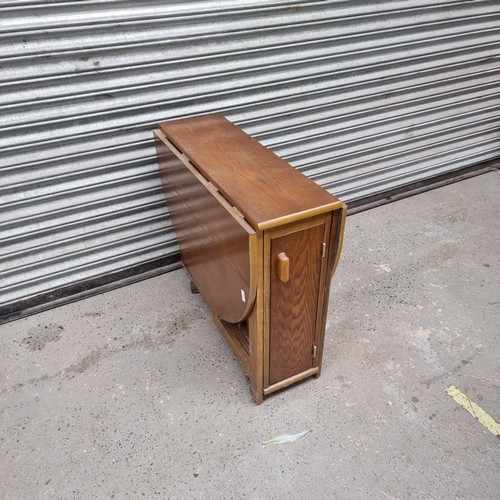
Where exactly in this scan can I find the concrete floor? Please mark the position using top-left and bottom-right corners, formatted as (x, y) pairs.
(1, 172), (499, 500)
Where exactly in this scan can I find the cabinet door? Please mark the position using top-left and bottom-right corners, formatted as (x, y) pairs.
(268, 220), (326, 386)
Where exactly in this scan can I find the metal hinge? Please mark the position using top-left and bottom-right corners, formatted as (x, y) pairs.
(321, 242), (327, 258)
(312, 344), (318, 358)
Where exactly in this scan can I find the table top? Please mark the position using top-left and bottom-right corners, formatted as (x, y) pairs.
(159, 114), (342, 230)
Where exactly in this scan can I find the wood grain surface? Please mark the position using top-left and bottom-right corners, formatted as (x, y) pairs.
(268, 223), (325, 385)
(159, 115), (341, 230)
(315, 205), (347, 375)
(154, 132), (256, 323)
(154, 117), (347, 403)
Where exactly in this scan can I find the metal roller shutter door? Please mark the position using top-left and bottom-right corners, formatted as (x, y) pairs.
(1, 0), (499, 309)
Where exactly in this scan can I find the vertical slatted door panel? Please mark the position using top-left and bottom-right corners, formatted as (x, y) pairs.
(1, 0), (499, 308)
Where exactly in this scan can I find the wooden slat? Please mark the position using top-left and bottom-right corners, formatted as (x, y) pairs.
(263, 367), (320, 396)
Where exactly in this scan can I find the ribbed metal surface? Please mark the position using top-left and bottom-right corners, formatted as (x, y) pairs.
(1, 0), (499, 307)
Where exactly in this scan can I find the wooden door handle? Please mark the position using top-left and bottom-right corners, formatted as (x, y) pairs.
(276, 252), (290, 282)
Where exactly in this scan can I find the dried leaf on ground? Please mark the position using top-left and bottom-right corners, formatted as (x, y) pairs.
(262, 430), (310, 445)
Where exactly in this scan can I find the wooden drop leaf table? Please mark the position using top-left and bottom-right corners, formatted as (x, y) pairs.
(154, 115), (346, 403)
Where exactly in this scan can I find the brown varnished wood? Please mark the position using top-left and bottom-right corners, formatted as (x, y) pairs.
(268, 221), (325, 386)
(330, 203), (348, 279)
(312, 212), (334, 377)
(264, 367), (319, 396)
(247, 231), (265, 404)
(213, 316), (251, 377)
(159, 115), (342, 230)
(263, 215), (327, 390)
(315, 204), (347, 376)
(218, 319), (249, 354)
(276, 252), (290, 282)
(154, 131), (256, 323)
(154, 117), (347, 404)
(262, 228), (272, 392)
